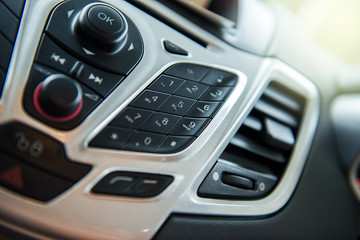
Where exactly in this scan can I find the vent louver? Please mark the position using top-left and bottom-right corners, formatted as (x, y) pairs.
(198, 82), (305, 200)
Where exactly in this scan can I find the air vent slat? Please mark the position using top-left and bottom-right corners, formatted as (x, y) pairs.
(254, 99), (298, 127)
(230, 134), (286, 164)
(242, 115), (262, 132)
(262, 85), (302, 113)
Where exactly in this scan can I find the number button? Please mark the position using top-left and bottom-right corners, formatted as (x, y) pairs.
(140, 113), (181, 134)
(186, 101), (222, 118)
(130, 90), (170, 110)
(171, 117), (210, 136)
(159, 96), (196, 116)
(123, 132), (165, 152)
(201, 87), (232, 101)
(175, 81), (208, 99)
(111, 107), (154, 129)
(149, 75), (185, 94)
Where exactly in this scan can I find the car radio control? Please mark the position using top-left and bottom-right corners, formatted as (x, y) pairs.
(33, 74), (83, 122)
(74, 3), (128, 54)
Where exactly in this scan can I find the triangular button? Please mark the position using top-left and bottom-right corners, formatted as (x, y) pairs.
(0, 166), (24, 189)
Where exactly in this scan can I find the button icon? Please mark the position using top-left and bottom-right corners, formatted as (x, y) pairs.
(67, 9), (75, 19)
(110, 133), (119, 141)
(88, 73), (103, 85)
(97, 12), (115, 25)
(82, 47), (95, 56)
(84, 93), (100, 102)
(50, 53), (66, 65)
(128, 43), (134, 52)
(0, 165), (23, 188)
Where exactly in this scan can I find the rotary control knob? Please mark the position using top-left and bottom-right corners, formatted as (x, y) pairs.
(73, 3), (128, 54)
(33, 74), (83, 122)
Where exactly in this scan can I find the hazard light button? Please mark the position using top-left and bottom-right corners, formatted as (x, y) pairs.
(0, 152), (72, 202)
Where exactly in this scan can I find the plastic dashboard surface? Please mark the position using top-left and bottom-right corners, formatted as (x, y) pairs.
(0, 0), (336, 239)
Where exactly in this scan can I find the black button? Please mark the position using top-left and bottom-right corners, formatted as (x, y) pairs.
(140, 113), (181, 134)
(175, 81), (208, 99)
(186, 101), (222, 118)
(0, 153), (73, 202)
(24, 64), (103, 130)
(0, 33), (12, 70)
(35, 74), (83, 119)
(88, 5), (125, 34)
(222, 173), (254, 190)
(36, 35), (79, 75)
(92, 171), (138, 196)
(201, 86), (232, 101)
(163, 40), (188, 56)
(1, 0), (25, 18)
(0, 2), (19, 42)
(123, 131), (165, 152)
(0, 69), (5, 98)
(92, 171), (173, 198)
(130, 90), (170, 111)
(155, 136), (195, 153)
(129, 174), (173, 197)
(0, 122), (91, 182)
(165, 63), (209, 82)
(148, 75), (185, 94)
(111, 107), (154, 129)
(171, 117), (210, 136)
(201, 69), (237, 86)
(77, 63), (124, 97)
(158, 96), (196, 116)
(89, 126), (135, 150)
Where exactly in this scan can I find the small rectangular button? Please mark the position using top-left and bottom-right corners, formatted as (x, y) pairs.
(130, 90), (170, 111)
(123, 131), (165, 152)
(163, 40), (188, 56)
(129, 174), (173, 197)
(222, 173), (254, 190)
(1, 0), (25, 18)
(0, 2), (19, 42)
(0, 152), (72, 202)
(111, 107), (154, 129)
(171, 117), (210, 136)
(165, 63), (209, 82)
(77, 63), (124, 97)
(155, 136), (195, 153)
(148, 75), (185, 94)
(91, 172), (138, 196)
(140, 112), (181, 134)
(0, 33), (12, 70)
(186, 101), (222, 118)
(159, 96), (196, 116)
(201, 86), (232, 101)
(89, 126), (135, 150)
(201, 69), (237, 86)
(35, 35), (78, 75)
(175, 81), (208, 99)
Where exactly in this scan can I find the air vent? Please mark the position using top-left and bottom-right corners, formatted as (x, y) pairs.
(198, 82), (305, 200)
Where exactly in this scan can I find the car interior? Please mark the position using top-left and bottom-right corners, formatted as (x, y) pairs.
(0, 0), (359, 239)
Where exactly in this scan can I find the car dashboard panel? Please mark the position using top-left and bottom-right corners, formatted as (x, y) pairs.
(0, 0), (359, 239)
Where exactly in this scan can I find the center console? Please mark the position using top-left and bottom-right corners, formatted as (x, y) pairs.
(0, 1), (319, 239)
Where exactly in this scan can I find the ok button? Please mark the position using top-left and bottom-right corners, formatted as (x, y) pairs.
(88, 5), (124, 33)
